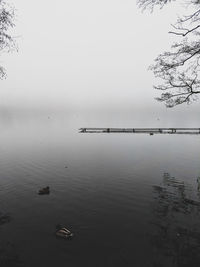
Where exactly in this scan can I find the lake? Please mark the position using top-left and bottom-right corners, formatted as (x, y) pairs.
(0, 110), (200, 267)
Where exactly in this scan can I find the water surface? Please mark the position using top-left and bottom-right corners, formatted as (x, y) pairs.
(0, 111), (200, 267)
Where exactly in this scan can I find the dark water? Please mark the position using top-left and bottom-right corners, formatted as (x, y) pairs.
(0, 112), (200, 267)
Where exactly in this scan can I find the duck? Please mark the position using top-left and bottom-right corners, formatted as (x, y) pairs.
(38, 186), (50, 195)
(56, 225), (73, 239)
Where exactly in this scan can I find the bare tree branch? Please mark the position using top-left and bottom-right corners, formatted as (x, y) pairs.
(138, 0), (200, 107)
(169, 25), (200, 36)
(0, 0), (15, 79)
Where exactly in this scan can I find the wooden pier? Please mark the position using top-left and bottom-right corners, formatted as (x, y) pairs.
(79, 128), (200, 134)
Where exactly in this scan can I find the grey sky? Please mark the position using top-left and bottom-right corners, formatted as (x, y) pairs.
(0, 0), (199, 113)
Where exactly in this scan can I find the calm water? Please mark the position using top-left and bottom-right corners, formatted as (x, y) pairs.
(0, 111), (200, 267)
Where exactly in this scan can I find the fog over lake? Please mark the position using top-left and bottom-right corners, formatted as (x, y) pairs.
(0, 112), (200, 266)
(1, 0), (196, 111)
(0, 0), (200, 266)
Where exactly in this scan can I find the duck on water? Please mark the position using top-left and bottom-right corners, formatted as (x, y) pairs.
(56, 225), (73, 239)
(38, 186), (50, 195)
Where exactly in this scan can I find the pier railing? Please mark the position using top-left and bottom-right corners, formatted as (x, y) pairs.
(79, 128), (200, 134)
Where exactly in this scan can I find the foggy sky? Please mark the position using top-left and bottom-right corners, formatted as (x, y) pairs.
(0, 0), (199, 115)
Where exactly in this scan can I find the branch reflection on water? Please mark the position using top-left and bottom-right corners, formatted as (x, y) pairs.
(152, 172), (200, 267)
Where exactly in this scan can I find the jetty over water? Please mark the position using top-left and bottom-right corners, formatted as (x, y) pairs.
(79, 128), (200, 134)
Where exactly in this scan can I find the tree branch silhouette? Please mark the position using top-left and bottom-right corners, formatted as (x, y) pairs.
(0, 0), (15, 79)
(138, 0), (200, 107)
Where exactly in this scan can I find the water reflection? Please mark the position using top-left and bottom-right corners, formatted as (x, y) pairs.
(197, 176), (200, 193)
(0, 213), (23, 267)
(0, 242), (23, 267)
(0, 212), (11, 225)
(0, 113), (199, 266)
(152, 173), (200, 266)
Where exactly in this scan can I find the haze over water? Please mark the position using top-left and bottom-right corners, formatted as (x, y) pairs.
(1, 0), (200, 265)
(0, 110), (200, 266)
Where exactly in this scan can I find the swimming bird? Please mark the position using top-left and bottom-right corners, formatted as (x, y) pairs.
(56, 225), (73, 239)
(38, 186), (50, 195)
